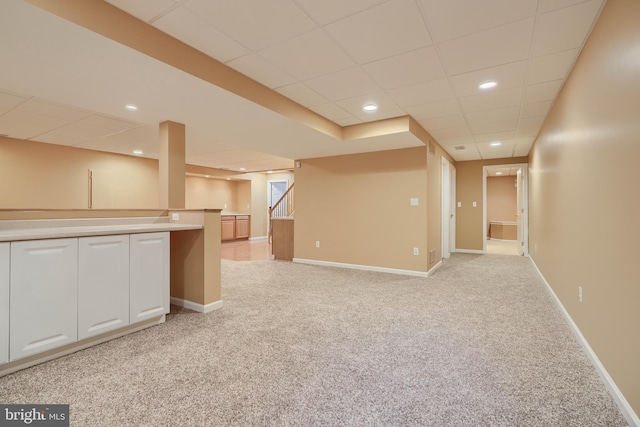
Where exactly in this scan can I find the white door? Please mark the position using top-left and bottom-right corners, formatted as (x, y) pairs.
(449, 164), (457, 253)
(0, 243), (9, 364)
(441, 158), (451, 259)
(78, 235), (130, 340)
(10, 238), (78, 361)
(130, 232), (170, 324)
(516, 168), (525, 256)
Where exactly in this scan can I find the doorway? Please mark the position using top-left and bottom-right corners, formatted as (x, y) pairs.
(267, 179), (288, 232)
(441, 158), (457, 258)
(483, 164), (528, 256)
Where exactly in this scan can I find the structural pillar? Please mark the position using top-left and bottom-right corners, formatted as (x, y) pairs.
(159, 120), (185, 209)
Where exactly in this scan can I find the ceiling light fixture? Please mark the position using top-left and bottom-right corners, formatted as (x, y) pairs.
(479, 81), (497, 90)
(132, 149), (143, 155)
(363, 103), (378, 112)
(239, 167), (246, 171)
(125, 104), (138, 111)
(496, 171), (503, 175)
(490, 141), (502, 147)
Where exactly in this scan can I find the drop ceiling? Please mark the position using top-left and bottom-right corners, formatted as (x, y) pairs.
(0, 0), (604, 171)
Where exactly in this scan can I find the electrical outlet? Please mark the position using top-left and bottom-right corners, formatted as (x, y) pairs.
(472, 201), (477, 207)
(578, 286), (583, 303)
(171, 213), (179, 221)
(413, 247), (419, 255)
(410, 198), (419, 206)
(315, 241), (320, 248)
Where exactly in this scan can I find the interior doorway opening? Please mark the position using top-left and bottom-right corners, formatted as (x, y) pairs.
(483, 164), (528, 256)
(441, 158), (456, 259)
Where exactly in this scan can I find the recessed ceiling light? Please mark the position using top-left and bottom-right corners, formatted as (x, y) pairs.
(363, 103), (378, 112)
(132, 149), (143, 155)
(125, 104), (138, 111)
(489, 141), (502, 147)
(226, 178), (231, 180)
(205, 175), (210, 178)
(239, 167), (246, 171)
(267, 171), (274, 174)
(496, 172), (503, 175)
(479, 81), (497, 90)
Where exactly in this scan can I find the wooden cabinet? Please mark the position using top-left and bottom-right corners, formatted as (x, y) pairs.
(0, 243), (9, 364)
(235, 216), (250, 239)
(78, 235), (130, 340)
(221, 215), (250, 241)
(130, 232), (170, 324)
(221, 216), (236, 241)
(10, 238), (78, 361)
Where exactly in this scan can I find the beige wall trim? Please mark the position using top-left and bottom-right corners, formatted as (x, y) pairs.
(293, 258), (430, 278)
(170, 297), (223, 314)
(530, 259), (640, 427)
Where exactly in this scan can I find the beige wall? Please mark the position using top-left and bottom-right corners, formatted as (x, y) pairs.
(185, 176), (237, 211)
(0, 136), (159, 209)
(295, 147), (428, 273)
(455, 157), (528, 250)
(487, 176), (517, 236)
(528, 0), (640, 416)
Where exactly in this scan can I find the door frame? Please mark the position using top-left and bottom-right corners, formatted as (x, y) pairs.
(482, 163), (528, 256)
(441, 158), (456, 258)
(267, 179), (288, 232)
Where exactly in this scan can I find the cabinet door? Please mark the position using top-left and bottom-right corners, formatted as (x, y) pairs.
(0, 243), (9, 364)
(221, 217), (236, 241)
(10, 238), (78, 361)
(130, 232), (169, 324)
(78, 235), (130, 340)
(235, 217), (250, 239)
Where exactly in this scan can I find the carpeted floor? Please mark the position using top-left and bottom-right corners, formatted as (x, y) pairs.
(0, 254), (628, 426)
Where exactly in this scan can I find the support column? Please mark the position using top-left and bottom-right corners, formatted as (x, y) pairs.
(159, 121), (185, 209)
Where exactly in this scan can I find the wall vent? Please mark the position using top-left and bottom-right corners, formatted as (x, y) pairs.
(454, 145), (465, 150)
(429, 248), (436, 264)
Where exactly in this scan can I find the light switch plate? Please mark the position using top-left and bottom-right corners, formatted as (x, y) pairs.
(473, 201), (477, 207)
(457, 202), (461, 208)
(171, 213), (179, 221)
(410, 198), (419, 206)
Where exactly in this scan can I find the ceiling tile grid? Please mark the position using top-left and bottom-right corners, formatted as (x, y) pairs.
(10, 0), (607, 167)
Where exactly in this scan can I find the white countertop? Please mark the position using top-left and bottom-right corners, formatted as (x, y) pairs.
(0, 222), (202, 242)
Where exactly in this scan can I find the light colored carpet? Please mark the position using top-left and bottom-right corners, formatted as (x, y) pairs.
(486, 239), (520, 256)
(0, 254), (628, 426)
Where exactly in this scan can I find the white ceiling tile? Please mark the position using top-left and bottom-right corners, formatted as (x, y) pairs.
(304, 67), (379, 101)
(469, 119), (519, 135)
(18, 98), (93, 121)
(335, 116), (364, 127)
(75, 125), (160, 158)
(419, 115), (467, 131)
(79, 114), (140, 131)
(421, 0), (538, 42)
(518, 116), (545, 134)
(227, 54), (296, 89)
(276, 83), (329, 107)
(474, 131), (518, 143)
(429, 126), (472, 140)
(106, 0), (176, 23)
(259, 29), (355, 81)
(0, 110), (68, 139)
(478, 140), (516, 159)
(450, 61), (527, 97)
(36, 123), (127, 145)
(523, 80), (563, 104)
(521, 101), (552, 118)
(446, 144), (482, 161)
(514, 138), (535, 156)
(310, 103), (353, 121)
(335, 92), (402, 121)
(434, 136), (475, 146)
(294, 0), (388, 25)
(466, 105), (520, 125)
(325, 0), (432, 64)
(533, 0), (603, 56)
(459, 87), (523, 114)
(528, 49), (579, 84)
(388, 78), (455, 108)
(153, 6), (249, 63)
(0, 92), (28, 115)
(405, 100), (461, 121)
(363, 46), (444, 89)
(184, 0), (316, 50)
(438, 19), (534, 75)
(538, 0), (603, 14)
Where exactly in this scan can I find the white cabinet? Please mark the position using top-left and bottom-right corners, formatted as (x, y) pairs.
(0, 243), (9, 364)
(10, 238), (78, 361)
(78, 235), (130, 340)
(130, 232), (169, 324)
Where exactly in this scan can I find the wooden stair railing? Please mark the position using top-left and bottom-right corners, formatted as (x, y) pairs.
(268, 183), (294, 249)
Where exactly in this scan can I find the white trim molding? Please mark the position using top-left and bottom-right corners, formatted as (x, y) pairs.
(530, 258), (640, 427)
(293, 258), (430, 278)
(454, 249), (485, 255)
(170, 297), (223, 314)
(249, 236), (268, 241)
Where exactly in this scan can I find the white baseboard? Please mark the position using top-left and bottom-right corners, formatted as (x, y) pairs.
(530, 258), (639, 427)
(428, 260), (443, 275)
(170, 297), (224, 313)
(249, 236), (268, 241)
(293, 258), (429, 278)
(454, 249), (485, 254)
